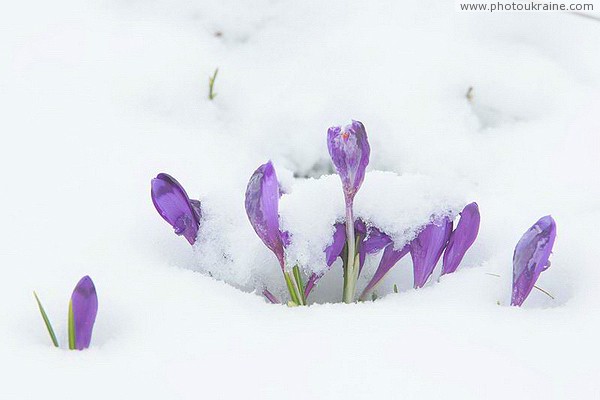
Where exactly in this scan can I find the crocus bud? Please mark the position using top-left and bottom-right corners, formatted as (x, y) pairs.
(361, 242), (410, 299)
(442, 202), (480, 275)
(151, 173), (201, 245)
(511, 216), (557, 306)
(69, 276), (98, 350)
(410, 218), (453, 288)
(245, 161), (286, 269)
(327, 120), (370, 203)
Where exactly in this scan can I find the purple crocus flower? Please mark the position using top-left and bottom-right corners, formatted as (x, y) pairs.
(70, 276), (98, 350)
(151, 173), (201, 245)
(245, 161), (286, 269)
(360, 242), (410, 300)
(410, 217), (453, 288)
(511, 215), (557, 306)
(327, 120), (370, 203)
(328, 120), (370, 303)
(442, 202), (480, 275)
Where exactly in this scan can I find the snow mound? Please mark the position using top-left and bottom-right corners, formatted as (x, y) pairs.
(194, 168), (468, 296)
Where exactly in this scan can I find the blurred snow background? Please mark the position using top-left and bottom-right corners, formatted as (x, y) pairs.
(1, 0), (599, 398)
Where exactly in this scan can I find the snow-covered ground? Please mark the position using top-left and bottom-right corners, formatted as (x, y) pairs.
(1, 1), (600, 398)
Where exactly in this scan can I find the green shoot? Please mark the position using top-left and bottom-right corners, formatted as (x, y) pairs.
(33, 291), (59, 347)
(284, 272), (301, 306)
(208, 68), (218, 100)
(68, 299), (76, 350)
(292, 265), (306, 305)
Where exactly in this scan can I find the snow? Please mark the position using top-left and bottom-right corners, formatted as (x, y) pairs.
(1, 0), (600, 398)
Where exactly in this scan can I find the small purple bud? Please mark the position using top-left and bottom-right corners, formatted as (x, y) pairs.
(245, 161), (286, 269)
(410, 218), (453, 288)
(511, 216), (557, 306)
(151, 173), (201, 245)
(361, 242), (410, 299)
(71, 276), (98, 350)
(327, 120), (370, 202)
(442, 202), (480, 275)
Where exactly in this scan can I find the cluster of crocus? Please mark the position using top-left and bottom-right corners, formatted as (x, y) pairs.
(34, 276), (98, 350)
(511, 215), (557, 306)
(325, 121), (481, 302)
(359, 202), (480, 300)
(150, 122), (558, 307)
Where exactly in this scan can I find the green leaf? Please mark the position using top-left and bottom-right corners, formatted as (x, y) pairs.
(68, 299), (76, 350)
(33, 291), (59, 347)
(284, 272), (300, 306)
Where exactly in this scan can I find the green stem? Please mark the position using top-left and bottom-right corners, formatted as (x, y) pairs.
(67, 299), (76, 350)
(284, 272), (301, 305)
(343, 203), (356, 303)
(208, 68), (218, 100)
(293, 265), (306, 305)
(344, 234), (361, 303)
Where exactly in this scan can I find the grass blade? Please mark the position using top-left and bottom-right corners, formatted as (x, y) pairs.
(33, 291), (59, 347)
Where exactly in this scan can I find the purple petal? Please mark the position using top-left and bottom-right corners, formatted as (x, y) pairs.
(245, 161), (285, 269)
(359, 227), (392, 273)
(151, 173), (200, 245)
(410, 218), (453, 288)
(304, 273), (319, 298)
(511, 215), (557, 306)
(361, 242), (410, 298)
(263, 289), (279, 304)
(327, 120), (370, 202)
(442, 202), (480, 275)
(325, 223), (347, 267)
(305, 223), (347, 298)
(71, 276), (98, 350)
(189, 199), (202, 223)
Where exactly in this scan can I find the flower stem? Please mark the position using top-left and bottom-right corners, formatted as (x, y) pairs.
(293, 265), (306, 305)
(67, 299), (76, 350)
(343, 202), (356, 303)
(284, 272), (302, 306)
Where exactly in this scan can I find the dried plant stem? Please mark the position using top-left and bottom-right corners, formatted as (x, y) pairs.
(485, 272), (554, 299)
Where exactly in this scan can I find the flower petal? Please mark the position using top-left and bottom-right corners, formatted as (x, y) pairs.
(327, 120), (370, 202)
(151, 173), (200, 245)
(511, 215), (557, 306)
(360, 242), (410, 299)
(263, 289), (279, 304)
(245, 161), (285, 268)
(359, 227), (392, 273)
(410, 218), (453, 288)
(442, 202), (480, 275)
(71, 276), (98, 350)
